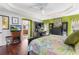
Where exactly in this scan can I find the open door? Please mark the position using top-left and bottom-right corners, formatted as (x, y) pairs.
(21, 20), (30, 40)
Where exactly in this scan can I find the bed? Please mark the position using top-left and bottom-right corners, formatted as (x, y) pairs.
(28, 35), (79, 55)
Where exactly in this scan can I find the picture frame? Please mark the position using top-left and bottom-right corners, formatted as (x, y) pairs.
(10, 25), (22, 32)
(54, 18), (62, 27)
(2, 16), (9, 30)
(12, 17), (19, 24)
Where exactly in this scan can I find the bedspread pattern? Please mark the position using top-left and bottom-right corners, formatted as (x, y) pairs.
(28, 35), (76, 55)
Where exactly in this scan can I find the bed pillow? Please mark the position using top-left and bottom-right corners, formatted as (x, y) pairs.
(64, 31), (79, 47)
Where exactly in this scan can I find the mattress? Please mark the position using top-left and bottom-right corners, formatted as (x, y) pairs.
(28, 35), (76, 55)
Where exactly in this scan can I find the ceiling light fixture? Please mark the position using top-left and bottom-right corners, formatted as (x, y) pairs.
(33, 3), (48, 16)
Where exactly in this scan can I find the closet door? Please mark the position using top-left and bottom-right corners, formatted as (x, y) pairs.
(62, 22), (68, 36)
(49, 23), (53, 34)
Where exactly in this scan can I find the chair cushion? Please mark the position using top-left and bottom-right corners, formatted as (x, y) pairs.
(64, 31), (79, 47)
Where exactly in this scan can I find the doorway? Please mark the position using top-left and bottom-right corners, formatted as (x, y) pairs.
(21, 20), (30, 40)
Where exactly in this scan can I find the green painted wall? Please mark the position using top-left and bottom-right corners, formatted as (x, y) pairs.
(30, 20), (33, 37)
(43, 14), (79, 36)
(62, 16), (73, 36)
(22, 14), (79, 37)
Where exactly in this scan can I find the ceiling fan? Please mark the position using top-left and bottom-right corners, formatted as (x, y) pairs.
(32, 3), (48, 16)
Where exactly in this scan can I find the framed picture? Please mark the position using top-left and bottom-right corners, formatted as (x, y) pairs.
(54, 18), (62, 27)
(10, 25), (22, 32)
(2, 16), (9, 30)
(12, 17), (19, 24)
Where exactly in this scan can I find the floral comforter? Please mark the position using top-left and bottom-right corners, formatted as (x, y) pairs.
(28, 35), (76, 55)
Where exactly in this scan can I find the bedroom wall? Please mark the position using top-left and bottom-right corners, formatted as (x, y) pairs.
(0, 11), (33, 46)
(63, 14), (79, 35)
(43, 14), (79, 36)
(0, 17), (33, 46)
(0, 15), (22, 46)
(62, 16), (72, 35)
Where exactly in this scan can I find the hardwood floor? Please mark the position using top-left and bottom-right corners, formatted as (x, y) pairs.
(0, 39), (28, 55)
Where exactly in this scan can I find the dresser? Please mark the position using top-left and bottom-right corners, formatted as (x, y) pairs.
(11, 31), (21, 44)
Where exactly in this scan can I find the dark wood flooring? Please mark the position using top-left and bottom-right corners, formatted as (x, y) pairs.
(0, 39), (28, 55)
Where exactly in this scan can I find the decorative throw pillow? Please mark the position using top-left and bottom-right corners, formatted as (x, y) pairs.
(64, 31), (79, 48)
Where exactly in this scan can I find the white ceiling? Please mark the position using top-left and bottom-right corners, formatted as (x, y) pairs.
(0, 3), (79, 21)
